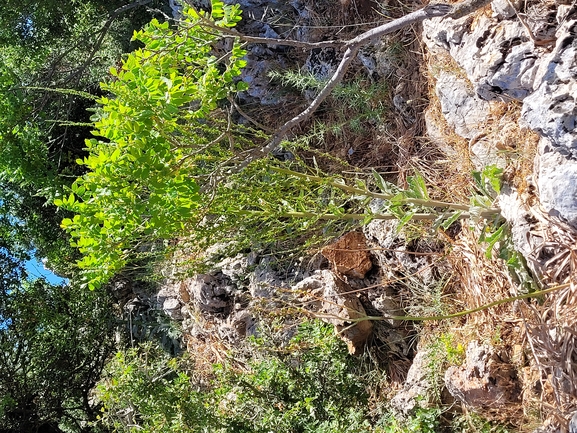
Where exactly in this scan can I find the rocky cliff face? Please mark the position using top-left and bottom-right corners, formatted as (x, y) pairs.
(423, 3), (577, 430)
(424, 0), (577, 228)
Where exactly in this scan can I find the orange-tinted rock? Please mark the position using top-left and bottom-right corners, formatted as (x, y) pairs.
(322, 231), (373, 279)
(292, 270), (373, 355)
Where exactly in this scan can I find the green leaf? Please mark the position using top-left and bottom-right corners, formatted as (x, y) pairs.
(440, 211), (462, 230)
(407, 172), (429, 200)
(236, 81), (249, 91)
(372, 169), (390, 194)
(482, 165), (503, 194)
(396, 210), (416, 233)
(481, 224), (505, 259)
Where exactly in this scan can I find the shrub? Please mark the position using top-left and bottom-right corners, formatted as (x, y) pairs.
(96, 321), (374, 433)
(56, 1), (248, 289)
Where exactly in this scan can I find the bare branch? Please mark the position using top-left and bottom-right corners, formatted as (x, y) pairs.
(231, 3), (454, 172)
(64, 0), (154, 84)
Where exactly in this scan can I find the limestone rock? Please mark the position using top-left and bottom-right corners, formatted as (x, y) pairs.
(424, 15), (537, 101)
(217, 253), (255, 285)
(491, 0), (516, 19)
(363, 216), (437, 285)
(239, 51), (287, 106)
(535, 138), (577, 228)
(445, 341), (521, 410)
(322, 231), (373, 279)
(156, 283), (184, 320)
(248, 257), (286, 298)
(435, 72), (489, 140)
(183, 273), (235, 315)
(228, 310), (257, 338)
(522, 19), (577, 159)
(423, 7), (577, 228)
(390, 351), (433, 416)
(293, 270), (372, 355)
(162, 297), (183, 321)
(498, 186), (544, 277)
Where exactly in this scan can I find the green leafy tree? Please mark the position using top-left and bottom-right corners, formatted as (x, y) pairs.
(0, 0), (172, 278)
(0, 276), (117, 433)
(97, 321), (372, 433)
(0, 229), (116, 432)
(57, 1), (250, 289)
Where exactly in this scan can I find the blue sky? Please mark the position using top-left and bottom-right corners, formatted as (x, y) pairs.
(25, 257), (67, 285)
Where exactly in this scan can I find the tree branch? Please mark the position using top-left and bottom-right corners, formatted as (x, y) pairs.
(64, 0), (154, 84)
(228, 3), (454, 173)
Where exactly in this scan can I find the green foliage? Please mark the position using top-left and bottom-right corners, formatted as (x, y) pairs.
(0, 278), (117, 432)
(127, 304), (184, 356)
(57, 2), (249, 289)
(0, 0), (170, 280)
(269, 69), (389, 140)
(419, 332), (466, 404)
(214, 320), (370, 432)
(97, 344), (212, 432)
(199, 159), (356, 257)
(473, 165), (503, 197)
(376, 407), (442, 433)
(96, 320), (373, 433)
(54, 0), (507, 293)
(450, 413), (512, 433)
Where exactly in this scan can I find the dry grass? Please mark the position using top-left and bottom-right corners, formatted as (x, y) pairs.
(515, 209), (577, 431)
(422, 19), (575, 429)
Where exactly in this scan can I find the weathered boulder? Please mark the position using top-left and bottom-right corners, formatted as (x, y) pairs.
(424, 5), (577, 228)
(292, 270), (373, 355)
(248, 256), (286, 298)
(363, 214), (438, 286)
(321, 231), (373, 279)
(522, 19), (577, 158)
(390, 350), (434, 416)
(497, 185), (544, 279)
(536, 138), (577, 227)
(423, 14), (538, 101)
(162, 297), (183, 321)
(182, 273), (235, 315)
(444, 341), (521, 410)
(156, 284), (184, 320)
(435, 71), (490, 140)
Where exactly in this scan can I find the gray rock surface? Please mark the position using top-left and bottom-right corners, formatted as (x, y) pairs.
(390, 350), (433, 416)
(183, 273), (235, 315)
(423, 7), (577, 228)
(423, 15), (537, 101)
(162, 297), (183, 321)
(536, 138), (577, 227)
(435, 72), (489, 140)
(497, 186), (543, 274)
(363, 216), (437, 286)
(445, 341), (521, 410)
(248, 257), (286, 298)
(521, 19), (577, 159)
(156, 284), (183, 320)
